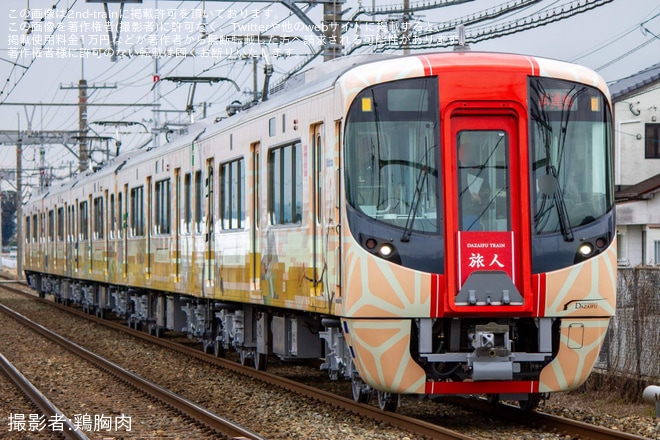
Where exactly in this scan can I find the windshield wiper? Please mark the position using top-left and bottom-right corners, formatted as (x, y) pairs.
(401, 163), (430, 243)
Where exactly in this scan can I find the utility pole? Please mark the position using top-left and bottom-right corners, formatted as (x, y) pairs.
(60, 82), (117, 172)
(16, 136), (22, 279)
(79, 78), (88, 172)
(323, 2), (343, 60)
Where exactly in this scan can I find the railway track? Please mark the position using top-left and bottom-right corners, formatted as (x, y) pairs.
(453, 396), (652, 440)
(0, 279), (655, 440)
(0, 300), (264, 440)
(0, 352), (89, 440)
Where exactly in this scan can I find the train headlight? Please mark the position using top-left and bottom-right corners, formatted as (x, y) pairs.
(578, 243), (593, 257)
(379, 243), (394, 258)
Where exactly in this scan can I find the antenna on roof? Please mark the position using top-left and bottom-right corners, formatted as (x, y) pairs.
(453, 25), (470, 52)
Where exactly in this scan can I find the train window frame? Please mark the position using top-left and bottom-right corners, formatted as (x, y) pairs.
(130, 186), (145, 237)
(155, 178), (171, 235)
(67, 206), (74, 243)
(93, 196), (104, 240)
(183, 172), (192, 235)
(48, 210), (55, 242)
(110, 194), (116, 239)
(220, 157), (245, 231)
(117, 191), (124, 239)
(57, 207), (64, 242)
(528, 76), (613, 236)
(32, 214), (37, 243)
(194, 170), (204, 234)
(79, 201), (89, 241)
(268, 141), (302, 226)
(344, 77), (441, 235)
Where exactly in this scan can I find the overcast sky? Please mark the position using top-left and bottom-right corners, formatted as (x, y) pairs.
(0, 0), (658, 192)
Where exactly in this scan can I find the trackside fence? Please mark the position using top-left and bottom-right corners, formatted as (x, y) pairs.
(592, 266), (660, 399)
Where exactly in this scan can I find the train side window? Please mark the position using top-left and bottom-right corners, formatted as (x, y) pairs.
(25, 216), (30, 242)
(48, 210), (55, 242)
(32, 214), (38, 243)
(67, 206), (74, 242)
(79, 201), (89, 241)
(130, 186), (145, 237)
(155, 178), (171, 234)
(117, 192), (124, 239)
(184, 172), (192, 234)
(194, 170), (204, 233)
(93, 196), (104, 240)
(110, 194), (116, 239)
(40, 213), (45, 243)
(57, 207), (65, 242)
(268, 142), (302, 225)
(220, 158), (245, 230)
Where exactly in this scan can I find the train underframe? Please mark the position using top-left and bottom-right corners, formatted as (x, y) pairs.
(27, 271), (555, 411)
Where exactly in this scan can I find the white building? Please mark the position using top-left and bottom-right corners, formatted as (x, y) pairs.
(610, 63), (660, 266)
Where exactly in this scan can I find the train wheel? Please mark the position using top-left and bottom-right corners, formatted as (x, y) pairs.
(377, 391), (399, 412)
(239, 348), (253, 367)
(213, 339), (225, 357)
(254, 353), (268, 371)
(351, 375), (371, 404)
(519, 393), (540, 412)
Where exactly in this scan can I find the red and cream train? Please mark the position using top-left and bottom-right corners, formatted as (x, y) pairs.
(23, 51), (616, 411)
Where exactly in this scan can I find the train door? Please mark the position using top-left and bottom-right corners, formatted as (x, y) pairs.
(146, 176), (152, 280)
(446, 110), (531, 313)
(174, 168), (181, 283)
(205, 159), (215, 289)
(250, 143), (260, 291)
(311, 123), (324, 296)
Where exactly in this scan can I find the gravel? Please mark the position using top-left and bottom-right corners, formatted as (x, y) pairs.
(0, 278), (658, 440)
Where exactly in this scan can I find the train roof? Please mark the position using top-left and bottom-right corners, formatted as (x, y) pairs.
(26, 50), (609, 207)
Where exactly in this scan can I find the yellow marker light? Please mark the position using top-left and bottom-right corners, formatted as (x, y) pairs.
(362, 97), (373, 112)
(591, 97), (600, 112)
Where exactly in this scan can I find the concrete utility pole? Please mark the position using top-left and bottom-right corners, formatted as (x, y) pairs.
(323, 2), (343, 60)
(60, 82), (117, 173)
(79, 79), (88, 172)
(16, 137), (22, 279)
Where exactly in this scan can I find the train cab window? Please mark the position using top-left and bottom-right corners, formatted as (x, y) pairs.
(155, 179), (171, 234)
(220, 158), (245, 230)
(130, 186), (145, 237)
(528, 77), (613, 237)
(457, 131), (510, 232)
(344, 77), (441, 234)
(268, 142), (302, 225)
(93, 196), (104, 240)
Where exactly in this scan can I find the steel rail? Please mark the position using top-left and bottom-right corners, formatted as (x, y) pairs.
(0, 302), (266, 440)
(3, 284), (477, 440)
(0, 352), (90, 440)
(453, 396), (652, 440)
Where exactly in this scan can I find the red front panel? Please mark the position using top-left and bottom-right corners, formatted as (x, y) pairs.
(439, 107), (533, 317)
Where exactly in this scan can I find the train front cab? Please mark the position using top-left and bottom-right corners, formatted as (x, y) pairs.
(337, 53), (616, 410)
